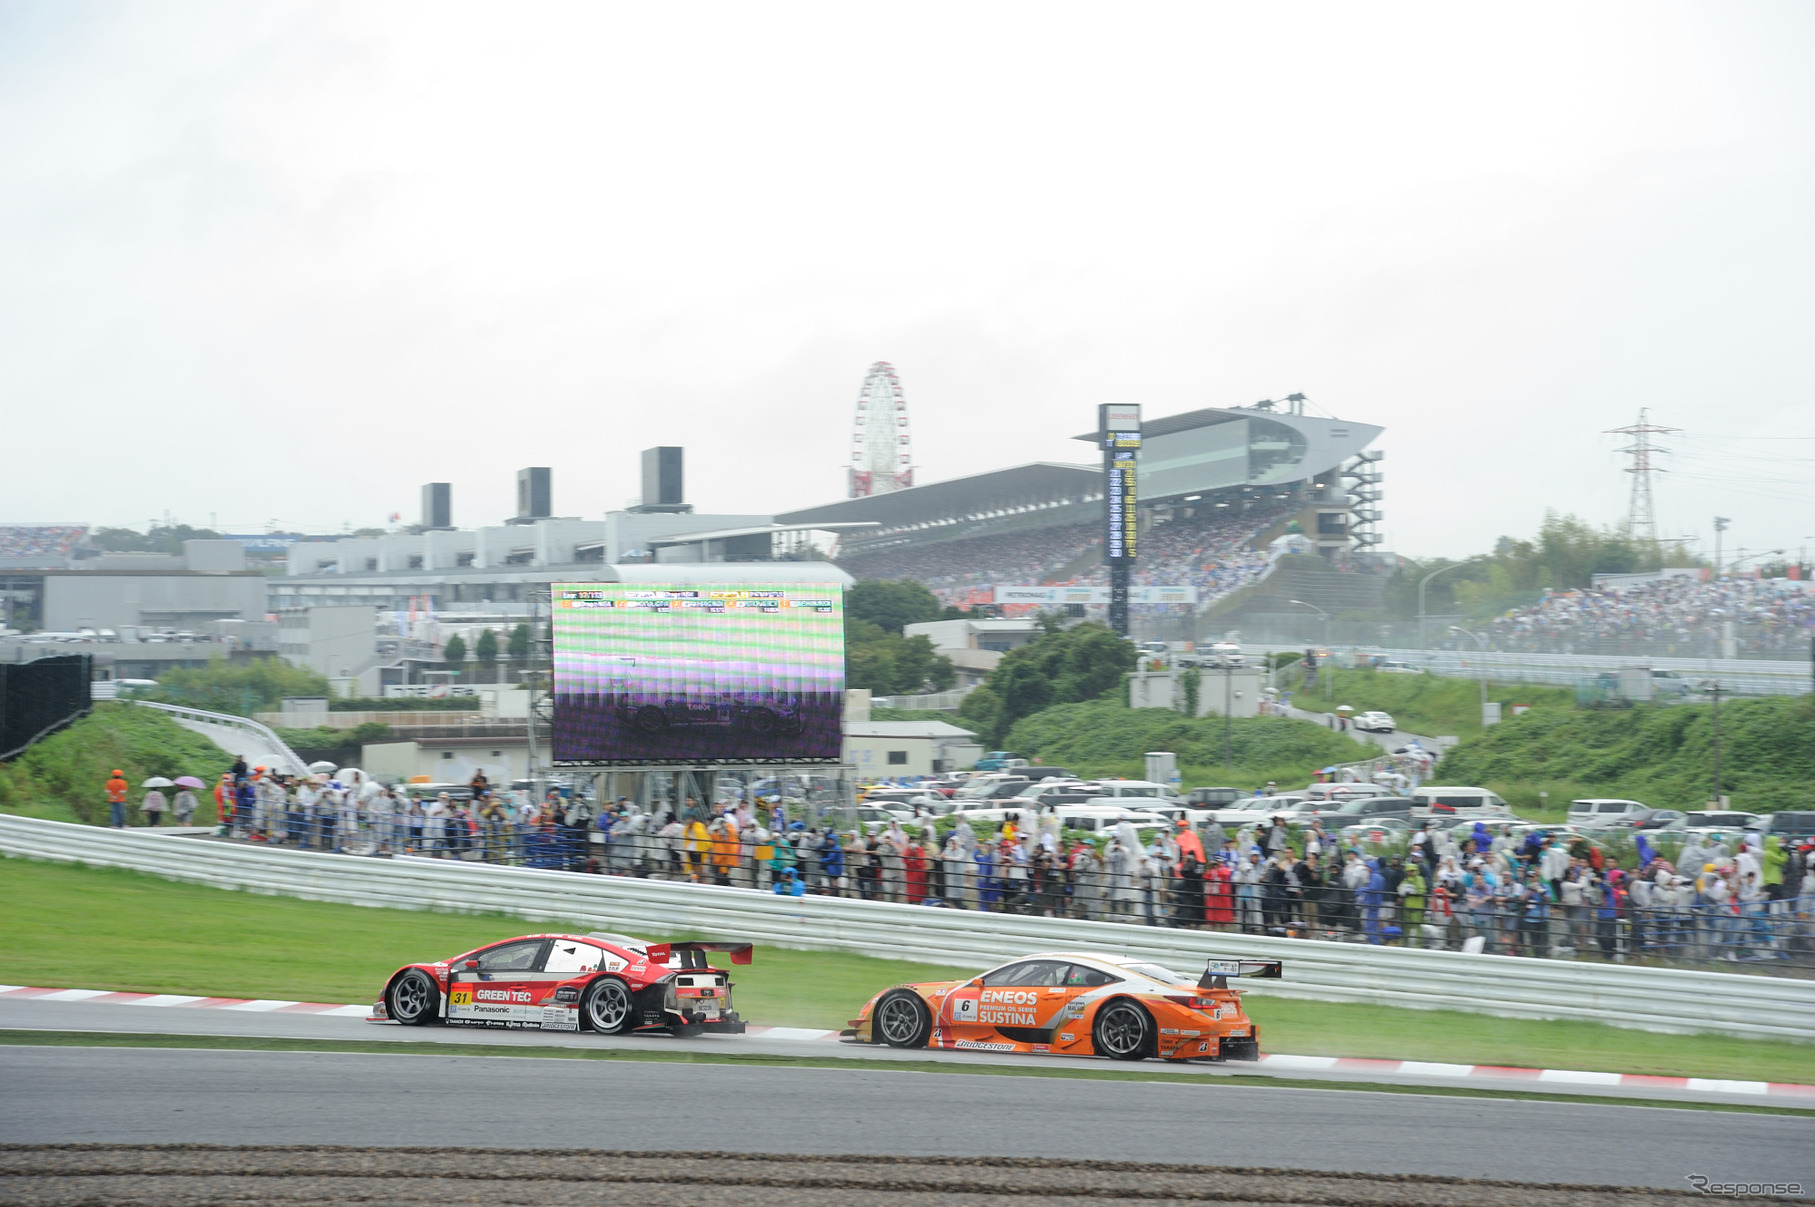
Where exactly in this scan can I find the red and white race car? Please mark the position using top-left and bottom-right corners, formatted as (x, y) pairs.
(368, 931), (751, 1036)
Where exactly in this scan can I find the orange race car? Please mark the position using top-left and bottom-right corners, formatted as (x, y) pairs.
(845, 951), (1280, 1062)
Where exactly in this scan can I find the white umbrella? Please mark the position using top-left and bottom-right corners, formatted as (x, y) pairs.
(307, 760), (339, 774)
(140, 776), (175, 788)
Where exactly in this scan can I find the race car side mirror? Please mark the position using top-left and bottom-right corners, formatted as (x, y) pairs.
(969, 978), (984, 988)
(464, 960), (479, 970)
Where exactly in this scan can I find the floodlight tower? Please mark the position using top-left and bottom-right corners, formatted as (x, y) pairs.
(847, 362), (914, 498)
(1606, 408), (1679, 545)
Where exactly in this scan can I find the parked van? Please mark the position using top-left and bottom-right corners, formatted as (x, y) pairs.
(1565, 798), (1651, 830)
(1409, 787), (1513, 818)
(1090, 780), (1179, 801)
(1053, 804), (1173, 834)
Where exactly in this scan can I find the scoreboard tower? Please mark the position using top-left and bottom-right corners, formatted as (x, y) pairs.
(1098, 403), (1141, 637)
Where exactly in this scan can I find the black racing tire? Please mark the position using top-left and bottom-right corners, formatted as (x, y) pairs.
(1092, 998), (1152, 1061)
(633, 707), (667, 734)
(744, 708), (777, 735)
(581, 977), (635, 1035)
(873, 990), (932, 1049)
(387, 969), (441, 1026)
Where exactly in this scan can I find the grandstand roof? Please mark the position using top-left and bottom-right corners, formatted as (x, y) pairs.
(1070, 406), (1246, 441)
(774, 462), (1102, 531)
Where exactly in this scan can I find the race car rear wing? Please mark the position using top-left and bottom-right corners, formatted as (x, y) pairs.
(645, 942), (754, 967)
(1198, 958), (1282, 988)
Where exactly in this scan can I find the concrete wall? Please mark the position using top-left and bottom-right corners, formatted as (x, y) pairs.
(360, 738), (527, 785)
(43, 574), (268, 632)
(278, 606), (377, 683)
(1128, 668), (1262, 718)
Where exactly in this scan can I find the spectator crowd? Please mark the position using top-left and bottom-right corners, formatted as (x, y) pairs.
(836, 503), (1293, 616)
(1484, 575), (1815, 659)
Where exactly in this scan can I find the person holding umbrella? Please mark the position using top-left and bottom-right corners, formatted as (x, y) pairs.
(171, 777), (205, 825)
(140, 777), (173, 826)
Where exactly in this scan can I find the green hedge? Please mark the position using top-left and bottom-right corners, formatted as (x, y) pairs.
(1437, 695), (1815, 813)
(1003, 700), (1375, 790)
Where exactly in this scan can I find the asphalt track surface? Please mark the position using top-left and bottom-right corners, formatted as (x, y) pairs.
(3, 996), (1814, 1197)
(0, 996), (1792, 1107)
(4, 1047), (1812, 1193)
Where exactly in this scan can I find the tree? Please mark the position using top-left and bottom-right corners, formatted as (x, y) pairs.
(845, 579), (944, 635)
(92, 523), (223, 555)
(844, 619), (956, 695)
(150, 657), (331, 713)
(963, 621), (1137, 745)
(1178, 667), (1201, 716)
(474, 628), (499, 667)
(507, 623), (531, 663)
(444, 634), (467, 668)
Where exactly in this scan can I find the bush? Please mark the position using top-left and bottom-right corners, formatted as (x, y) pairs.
(1003, 699), (1374, 790)
(0, 704), (232, 825)
(149, 658), (331, 714)
(1437, 695), (1815, 813)
(327, 697), (479, 712)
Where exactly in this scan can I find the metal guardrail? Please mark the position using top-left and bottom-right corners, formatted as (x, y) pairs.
(3, 813), (1810, 1041)
(126, 700), (311, 778)
(1252, 645), (1810, 698)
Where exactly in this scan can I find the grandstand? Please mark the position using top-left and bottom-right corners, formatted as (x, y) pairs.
(1484, 575), (1815, 660)
(775, 401), (1383, 624)
(0, 524), (90, 569)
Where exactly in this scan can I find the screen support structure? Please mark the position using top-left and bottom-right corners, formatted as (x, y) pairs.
(1099, 403), (1142, 638)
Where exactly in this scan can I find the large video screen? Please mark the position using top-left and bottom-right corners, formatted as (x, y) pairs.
(551, 583), (845, 765)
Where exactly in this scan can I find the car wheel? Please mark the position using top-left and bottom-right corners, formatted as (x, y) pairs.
(744, 708), (777, 735)
(387, 969), (440, 1026)
(633, 707), (667, 734)
(1092, 999), (1151, 1061)
(874, 990), (931, 1049)
(582, 977), (635, 1035)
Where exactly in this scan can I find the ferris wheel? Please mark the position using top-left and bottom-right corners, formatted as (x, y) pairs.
(848, 361), (914, 497)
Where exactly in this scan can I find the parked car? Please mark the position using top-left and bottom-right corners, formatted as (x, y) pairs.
(1184, 786), (1243, 807)
(973, 752), (1025, 772)
(1754, 812), (1815, 843)
(1673, 811), (1763, 832)
(1339, 817), (1416, 844)
(1209, 797), (1295, 826)
(1303, 796), (1417, 825)
(1303, 782), (1389, 802)
(1352, 710), (1397, 733)
(953, 777), (1034, 802)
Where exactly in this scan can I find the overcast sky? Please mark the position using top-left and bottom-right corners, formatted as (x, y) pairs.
(3, 1), (1811, 563)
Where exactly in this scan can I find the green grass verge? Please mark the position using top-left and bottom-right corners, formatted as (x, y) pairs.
(1003, 700), (1376, 791)
(1, 1031), (1808, 1116)
(1289, 668), (1574, 741)
(3, 856), (1810, 1082)
(0, 703), (231, 826)
(1439, 694), (1815, 815)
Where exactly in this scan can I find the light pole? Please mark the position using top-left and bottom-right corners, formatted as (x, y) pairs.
(1450, 625), (1490, 727)
(1287, 599), (1332, 701)
(1417, 562), (1468, 650)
